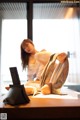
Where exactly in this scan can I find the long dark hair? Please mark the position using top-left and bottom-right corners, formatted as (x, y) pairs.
(20, 38), (34, 70)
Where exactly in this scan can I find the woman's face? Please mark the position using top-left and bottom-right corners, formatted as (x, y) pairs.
(22, 42), (35, 54)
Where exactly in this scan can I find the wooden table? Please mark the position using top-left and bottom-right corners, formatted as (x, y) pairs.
(0, 87), (80, 119)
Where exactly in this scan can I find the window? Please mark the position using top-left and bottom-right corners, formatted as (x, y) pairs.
(0, 3), (27, 94)
(33, 3), (80, 85)
(1, 19), (27, 94)
(0, 2), (80, 94)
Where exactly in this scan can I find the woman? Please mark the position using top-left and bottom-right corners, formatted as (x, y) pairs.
(20, 38), (69, 95)
(20, 38), (52, 95)
(20, 38), (52, 81)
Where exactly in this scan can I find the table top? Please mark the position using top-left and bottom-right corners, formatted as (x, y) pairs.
(0, 86), (80, 108)
(0, 87), (80, 119)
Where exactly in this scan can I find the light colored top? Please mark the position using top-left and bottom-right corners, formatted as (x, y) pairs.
(27, 50), (52, 81)
(27, 60), (44, 80)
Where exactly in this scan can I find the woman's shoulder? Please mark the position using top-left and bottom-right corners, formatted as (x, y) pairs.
(35, 49), (52, 65)
(35, 49), (52, 56)
(40, 49), (46, 52)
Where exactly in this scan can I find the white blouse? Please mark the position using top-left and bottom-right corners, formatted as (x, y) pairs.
(27, 50), (52, 81)
(27, 60), (45, 81)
